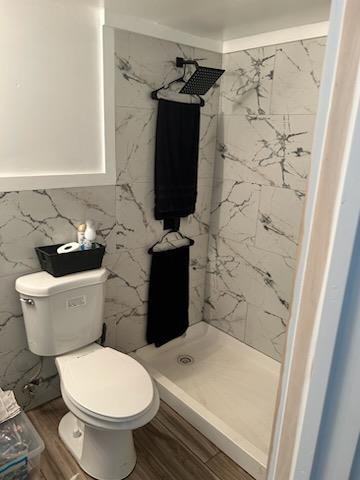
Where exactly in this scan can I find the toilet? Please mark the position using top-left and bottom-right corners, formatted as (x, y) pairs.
(15, 268), (159, 480)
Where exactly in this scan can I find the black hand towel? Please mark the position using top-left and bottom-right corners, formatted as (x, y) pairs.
(154, 99), (201, 223)
(147, 244), (190, 347)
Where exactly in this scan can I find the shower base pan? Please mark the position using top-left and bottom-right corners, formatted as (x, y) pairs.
(135, 321), (280, 480)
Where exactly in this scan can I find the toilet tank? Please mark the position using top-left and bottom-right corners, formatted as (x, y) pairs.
(15, 268), (108, 356)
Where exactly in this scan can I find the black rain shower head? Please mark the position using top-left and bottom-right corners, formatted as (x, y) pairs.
(180, 66), (225, 95)
(150, 57), (225, 107)
(176, 57), (225, 96)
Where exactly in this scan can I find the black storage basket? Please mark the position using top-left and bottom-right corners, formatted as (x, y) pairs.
(35, 243), (105, 277)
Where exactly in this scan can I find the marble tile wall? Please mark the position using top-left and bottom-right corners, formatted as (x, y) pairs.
(0, 30), (221, 407)
(0, 32), (325, 409)
(108, 30), (221, 352)
(0, 187), (116, 408)
(205, 38), (327, 361)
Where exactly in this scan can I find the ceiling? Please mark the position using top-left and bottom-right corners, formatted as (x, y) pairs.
(105, 0), (331, 41)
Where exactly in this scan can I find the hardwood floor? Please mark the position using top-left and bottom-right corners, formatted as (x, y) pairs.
(28, 398), (254, 480)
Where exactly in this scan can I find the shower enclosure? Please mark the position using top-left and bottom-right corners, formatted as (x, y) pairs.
(110, 25), (326, 480)
(125, 31), (325, 480)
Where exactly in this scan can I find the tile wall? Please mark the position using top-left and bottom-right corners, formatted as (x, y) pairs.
(107, 30), (221, 352)
(0, 187), (116, 407)
(0, 30), (220, 407)
(0, 33), (326, 409)
(204, 38), (327, 360)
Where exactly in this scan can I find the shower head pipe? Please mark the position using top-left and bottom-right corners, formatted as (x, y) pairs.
(176, 57), (199, 68)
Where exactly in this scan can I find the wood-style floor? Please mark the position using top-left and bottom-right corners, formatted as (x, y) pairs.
(28, 398), (254, 480)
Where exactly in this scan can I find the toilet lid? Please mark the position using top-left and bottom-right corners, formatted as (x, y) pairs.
(59, 348), (154, 420)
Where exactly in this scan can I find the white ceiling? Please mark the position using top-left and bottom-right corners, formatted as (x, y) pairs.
(105, 0), (330, 41)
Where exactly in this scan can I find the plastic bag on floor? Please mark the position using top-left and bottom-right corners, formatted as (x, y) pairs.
(0, 416), (28, 480)
(0, 457), (28, 480)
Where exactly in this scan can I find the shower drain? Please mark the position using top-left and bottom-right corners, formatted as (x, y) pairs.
(177, 354), (194, 365)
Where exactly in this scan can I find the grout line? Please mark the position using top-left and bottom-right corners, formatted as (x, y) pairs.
(211, 178), (307, 195)
(253, 184), (263, 250)
(218, 113), (316, 117)
(115, 105), (156, 111)
(268, 44), (277, 115)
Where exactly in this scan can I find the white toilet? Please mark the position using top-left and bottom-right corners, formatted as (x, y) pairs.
(16, 268), (159, 480)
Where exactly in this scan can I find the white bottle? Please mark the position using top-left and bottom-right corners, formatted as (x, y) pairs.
(84, 220), (96, 250)
(77, 223), (86, 250)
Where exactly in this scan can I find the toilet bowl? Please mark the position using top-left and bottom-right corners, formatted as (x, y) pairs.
(15, 268), (159, 480)
(56, 343), (159, 480)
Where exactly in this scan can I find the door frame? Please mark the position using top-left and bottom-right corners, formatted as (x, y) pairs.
(267, 0), (360, 478)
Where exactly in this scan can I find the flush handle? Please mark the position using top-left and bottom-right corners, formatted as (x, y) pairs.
(20, 298), (35, 306)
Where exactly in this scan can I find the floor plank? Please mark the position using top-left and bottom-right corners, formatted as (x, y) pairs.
(37, 470), (47, 480)
(134, 417), (221, 480)
(28, 402), (92, 480)
(48, 397), (69, 420)
(28, 398), (255, 480)
(156, 401), (219, 462)
(207, 452), (255, 480)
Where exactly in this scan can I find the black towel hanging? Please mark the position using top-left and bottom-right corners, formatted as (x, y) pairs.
(154, 99), (201, 228)
(147, 234), (195, 347)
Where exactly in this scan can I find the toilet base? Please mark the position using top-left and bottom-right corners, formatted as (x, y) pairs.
(59, 412), (136, 480)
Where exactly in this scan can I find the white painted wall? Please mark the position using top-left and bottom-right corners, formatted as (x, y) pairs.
(105, 0), (330, 41)
(0, 0), (115, 191)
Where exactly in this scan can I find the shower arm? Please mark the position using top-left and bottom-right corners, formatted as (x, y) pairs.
(176, 57), (199, 69)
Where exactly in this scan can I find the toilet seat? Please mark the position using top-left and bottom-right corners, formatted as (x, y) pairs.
(56, 346), (157, 427)
(60, 382), (160, 431)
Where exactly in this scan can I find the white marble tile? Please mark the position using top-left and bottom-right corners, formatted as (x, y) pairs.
(105, 247), (150, 318)
(245, 304), (287, 361)
(220, 47), (276, 115)
(0, 273), (30, 356)
(116, 179), (212, 250)
(115, 108), (217, 184)
(198, 112), (218, 179)
(206, 235), (295, 325)
(115, 30), (195, 109)
(271, 37), (326, 114)
(113, 304), (148, 354)
(193, 47), (222, 115)
(104, 249), (149, 353)
(0, 187), (116, 277)
(116, 107), (156, 184)
(116, 183), (161, 250)
(184, 178), (213, 238)
(47, 187), (117, 253)
(189, 234), (208, 325)
(0, 273), (59, 408)
(210, 180), (260, 242)
(115, 31), (221, 113)
(190, 234), (208, 281)
(215, 114), (315, 192)
(205, 237), (247, 340)
(204, 286), (247, 342)
(209, 37), (322, 360)
(189, 284), (205, 326)
(0, 187), (113, 406)
(256, 186), (304, 259)
(103, 312), (118, 350)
